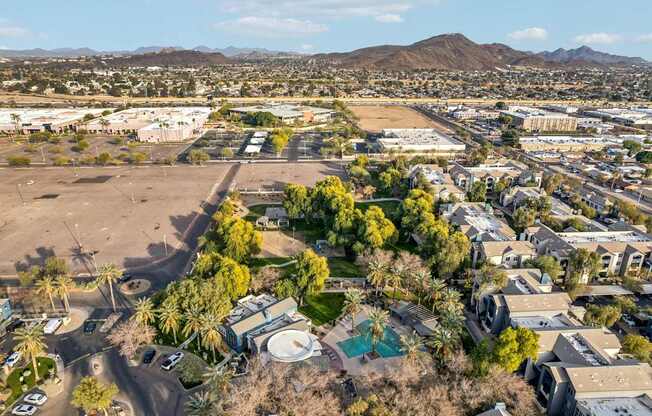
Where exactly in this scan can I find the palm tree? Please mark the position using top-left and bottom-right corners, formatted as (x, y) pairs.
(133, 297), (156, 326)
(55, 275), (74, 312)
(14, 325), (46, 381)
(99, 118), (109, 132)
(412, 267), (431, 305)
(368, 308), (389, 357)
(96, 264), (121, 312)
(387, 266), (403, 305)
(159, 302), (181, 344)
(183, 306), (204, 349)
(365, 252), (391, 296)
(203, 365), (231, 395)
(427, 279), (447, 313)
(400, 332), (424, 364)
(35, 276), (58, 312)
(430, 326), (459, 361)
(326, 135), (353, 159)
(200, 313), (222, 362)
(343, 289), (365, 333)
(438, 288), (463, 315)
(184, 391), (216, 416)
(10, 113), (21, 142)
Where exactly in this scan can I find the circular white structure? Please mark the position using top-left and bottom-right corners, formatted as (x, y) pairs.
(267, 330), (315, 363)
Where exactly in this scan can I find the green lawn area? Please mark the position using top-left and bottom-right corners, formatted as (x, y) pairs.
(327, 257), (362, 277)
(355, 200), (401, 219)
(284, 219), (325, 244)
(154, 329), (224, 366)
(243, 204), (276, 223)
(6, 357), (56, 405)
(298, 293), (345, 326)
(249, 257), (294, 268)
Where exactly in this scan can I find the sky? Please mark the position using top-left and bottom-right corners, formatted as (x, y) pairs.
(2, 0), (652, 59)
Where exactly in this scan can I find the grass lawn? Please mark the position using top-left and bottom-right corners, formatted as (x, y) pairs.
(327, 257), (362, 277)
(243, 204), (274, 222)
(6, 357), (56, 405)
(249, 257), (294, 268)
(355, 200), (401, 219)
(284, 219), (325, 244)
(154, 329), (224, 366)
(299, 293), (345, 326)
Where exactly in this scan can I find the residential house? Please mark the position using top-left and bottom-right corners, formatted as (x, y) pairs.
(480, 292), (572, 334)
(449, 160), (533, 192)
(476, 241), (536, 268)
(407, 164), (466, 201)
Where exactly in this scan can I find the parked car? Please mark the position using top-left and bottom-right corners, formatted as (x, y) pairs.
(5, 320), (25, 333)
(5, 352), (22, 368)
(43, 318), (63, 335)
(11, 404), (37, 416)
(83, 320), (97, 334)
(117, 273), (133, 284)
(622, 314), (636, 327)
(161, 352), (184, 371)
(24, 393), (47, 406)
(142, 349), (156, 364)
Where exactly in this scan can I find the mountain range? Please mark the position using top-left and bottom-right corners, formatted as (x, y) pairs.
(1, 33), (647, 70)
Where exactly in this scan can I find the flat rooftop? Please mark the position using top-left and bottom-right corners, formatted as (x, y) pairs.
(511, 315), (573, 329)
(559, 231), (652, 245)
(576, 396), (652, 416)
(502, 106), (572, 119)
(520, 136), (623, 145)
(224, 294), (278, 326)
(379, 128), (465, 149)
(230, 104), (333, 119)
(0, 108), (108, 127)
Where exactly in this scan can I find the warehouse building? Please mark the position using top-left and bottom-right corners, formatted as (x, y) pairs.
(519, 135), (623, 152)
(377, 128), (466, 155)
(0, 108), (107, 134)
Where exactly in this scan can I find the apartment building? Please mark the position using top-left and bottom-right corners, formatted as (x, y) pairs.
(480, 292), (573, 334)
(449, 160), (541, 192)
(408, 164), (466, 201)
(523, 224), (652, 281)
(519, 136), (623, 152)
(441, 203), (516, 243)
(477, 241), (537, 268)
(501, 106), (578, 132)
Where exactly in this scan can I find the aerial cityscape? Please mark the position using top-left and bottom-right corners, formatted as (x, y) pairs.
(2, 1), (652, 415)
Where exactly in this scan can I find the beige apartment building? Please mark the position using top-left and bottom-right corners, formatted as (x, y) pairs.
(502, 107), (578, 132)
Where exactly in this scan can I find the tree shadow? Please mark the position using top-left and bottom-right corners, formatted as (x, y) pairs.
(14, 246), (57, 272)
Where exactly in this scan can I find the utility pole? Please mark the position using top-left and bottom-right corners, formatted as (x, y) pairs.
(16, 184), (25, 205)
(163, 234), (168, 256)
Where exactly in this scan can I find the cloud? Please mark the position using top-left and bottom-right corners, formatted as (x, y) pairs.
(300, 44), (314, 51)
(214, 16), (328, 37)
(375, 14), (404, 23)
(636, 34), (652, 43)
(508, 27), (548, 41)
(0, 25), (29, 38)
(219, 0), (437, 19)
(574, 33), (623, 45)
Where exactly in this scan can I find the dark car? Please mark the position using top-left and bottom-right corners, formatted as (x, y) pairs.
(142, 349), (156, 364)
(83, 320), (97, 334)
(117, 273), (133, 284)
(5, 320), (24, 333)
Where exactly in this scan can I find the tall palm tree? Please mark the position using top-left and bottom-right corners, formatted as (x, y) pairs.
(430, 326), (459, 362)
(159, 302), (181, 344)
(343, 288), (365, 333)
(55, 275), (74, 312)
(10, 113), (21, 142)
(427, 279), (447, 313)
(200, 313), (222, 362)
(368, 308), (389, 357)
(412, 267), (431, 305)
(35, 276), (58, 312)
(133, 297), (156, 326)
(203, 365), (231, 395)
(14, 325), (46, 381)
(96, 264), (121, 312)
(438, 288), (463, 315)
(326, 135), (353, 159)
(400, 332), (424, 364)
(183, 306), (204, 349)
(387, 265), (403, 305)
(184, 391), (216, 416)
(366, 255), (390, 297)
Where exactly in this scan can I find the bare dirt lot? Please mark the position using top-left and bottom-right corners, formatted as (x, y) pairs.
(350, 105), (442, 133)
(0, 165), (229, 275)
(234, 161), (347, 191)
(257, 231), (308, 258)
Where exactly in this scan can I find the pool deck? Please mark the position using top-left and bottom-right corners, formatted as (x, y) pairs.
(322, 305), (412, 376)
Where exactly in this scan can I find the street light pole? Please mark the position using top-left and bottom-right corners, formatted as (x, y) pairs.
(16, 184), (25, 205)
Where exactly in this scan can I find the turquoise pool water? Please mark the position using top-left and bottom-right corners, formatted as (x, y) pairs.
(337, 320), (404, 358)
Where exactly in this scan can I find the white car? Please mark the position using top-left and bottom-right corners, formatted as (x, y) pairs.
(622, 315), (636, 327)
(24, 393), (47, 406)
(161, 352), (184, 371)
(5, 352), (22, 368)
(11, 404), (37, 416)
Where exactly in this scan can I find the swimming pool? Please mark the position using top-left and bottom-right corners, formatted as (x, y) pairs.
(337, 319), (404, 358)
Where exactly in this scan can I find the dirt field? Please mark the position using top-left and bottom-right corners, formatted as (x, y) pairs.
(0, 165), (229, 275)
(234, 161), (347, 192)
(351, 105), (445, 133)
(257, 231), (308, 258)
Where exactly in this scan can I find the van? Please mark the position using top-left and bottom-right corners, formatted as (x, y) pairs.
(43, 318), (63, 335)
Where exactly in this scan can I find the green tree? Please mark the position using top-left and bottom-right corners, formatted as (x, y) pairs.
(400, 189), (435, 233)
(325, 135), (353, 159)
(354, 206), (397, 252)
(567, 248), (600, 291)
(368, 308), (389, 356)
(623, 140), (642, 157)
(207, 209), (262, 262)
(584, 304), (621, 327)
(14, 325), (46, 382)
(159, 300), (181, 344)
(96, 263), (121, 312)
(35, 276), (58, 312)
(188, 149), (210, 165)
(201, 313), (223, 362)
(283, 184), (309, 220)
(278, 249), (329, 306)
(343, 288), (365, 333)
(430, 326), (459, 361)
(71, 376), (119, 415)
(622, 334), (652, 363)
(55, 275), (74, 313)
(513, 207), (537, 231)
(525, 255), (562, 280)
(192, 252), (251, 301)
(133, 297), (156, 326)
(378, 168), (402, 194)
(185, 391), (217, 416)
(183, 306), (204, 349)
(467, 181), (487, 202)
(492, 327), (539, 373)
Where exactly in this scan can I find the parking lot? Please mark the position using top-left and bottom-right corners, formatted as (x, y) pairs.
(0, 165), (230, 275)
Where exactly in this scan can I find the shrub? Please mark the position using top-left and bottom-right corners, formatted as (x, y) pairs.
(52, 156), (70, 166)
(7, 155), (31, 166)
(129, 152), (147, 164)
(72, 140), (90, 152)
(49, 146), (63, 154)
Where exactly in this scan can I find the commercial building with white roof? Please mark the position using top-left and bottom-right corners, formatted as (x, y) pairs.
(377, 128), (466, 155)
(86, 107), (210, 143)
(501, 106), (578, 132)
(0, 108), (108, 134)
(229, 103), (334, 124)
(584, 108), (652, 128)
(519, 136), (623, 152)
